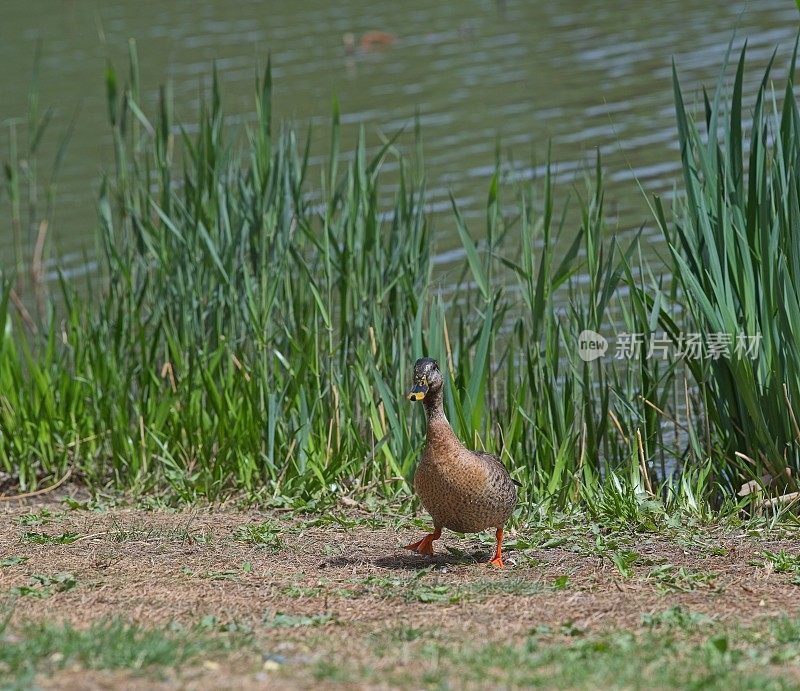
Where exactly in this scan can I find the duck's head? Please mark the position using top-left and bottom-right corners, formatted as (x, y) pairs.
(407, 357), (443, 402)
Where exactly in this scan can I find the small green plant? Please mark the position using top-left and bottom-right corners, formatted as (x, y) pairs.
(646, 565), (718, 594)
(8, 572), (77, 598)
(641, 606), (713, 629)
(265, 612), (336, 628)
(233, 522), (282, 550)
(181, 562), (252, 580)
(22, 531), (80, 545)
(609, 550), (639, 578)
(63, 497), (114, 512)
(760, 550), (800, 575)
(413, 584), (460, 604)
(281, 582), (327, 598)
(559, 622), (584, 637)
(0, 556), (27, 568)
(15, 509), (63, 527)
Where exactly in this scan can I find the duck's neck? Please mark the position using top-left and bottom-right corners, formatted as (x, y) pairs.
(423, 388), (456, 443)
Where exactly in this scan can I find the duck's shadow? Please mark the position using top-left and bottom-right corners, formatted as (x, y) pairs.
(325, 549), (490, 571)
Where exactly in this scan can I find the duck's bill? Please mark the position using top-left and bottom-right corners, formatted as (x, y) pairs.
(406, 383), (428, 401)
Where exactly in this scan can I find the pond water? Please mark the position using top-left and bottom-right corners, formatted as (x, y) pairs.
(1, 0), (797, 280)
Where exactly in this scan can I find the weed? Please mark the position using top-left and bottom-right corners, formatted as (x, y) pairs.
(265, 612), (336, 628)
(281, 582), (328, 598)
(181, 562), (252, 581)
(609, 550), (639, 578)
(14, 509), (63, 527)
(641, 606), (714, 629)
(0, 618), (241, 686)
(22, 532), (79, 545)
(646, 565), (719, 594)
(759, 550), (800, 575)
(0, 557), (27, 568)
(63, 497), (115, 512)
(8, 572), (76, 599)
(233, 522), (282, 550)
(108, 521), (212, 545)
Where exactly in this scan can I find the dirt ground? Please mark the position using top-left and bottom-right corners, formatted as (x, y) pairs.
(2, 496), (800, 689)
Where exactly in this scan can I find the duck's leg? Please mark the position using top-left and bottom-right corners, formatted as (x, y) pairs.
(487, 527), (505, 568)
(404, 527), (442, 556)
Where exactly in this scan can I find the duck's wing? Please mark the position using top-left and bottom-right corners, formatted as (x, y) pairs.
(474, 451), (522, 487)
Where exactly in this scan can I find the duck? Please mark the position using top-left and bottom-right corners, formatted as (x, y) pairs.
(404, 357), (519, 567)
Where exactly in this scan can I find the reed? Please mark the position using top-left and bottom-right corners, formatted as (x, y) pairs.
(2, 42), (794, 513)
(647, 41), (800, 498)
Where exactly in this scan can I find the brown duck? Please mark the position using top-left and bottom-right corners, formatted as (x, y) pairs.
(405, 357), (519, 567)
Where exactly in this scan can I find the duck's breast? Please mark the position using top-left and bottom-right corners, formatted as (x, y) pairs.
(414, 447), (516, 533)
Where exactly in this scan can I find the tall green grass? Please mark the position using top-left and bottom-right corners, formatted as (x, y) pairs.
(1, 42), (795, 511)
(647, 41), (800, 498)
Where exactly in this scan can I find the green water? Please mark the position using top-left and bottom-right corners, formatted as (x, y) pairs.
(1, 0), (797, 279)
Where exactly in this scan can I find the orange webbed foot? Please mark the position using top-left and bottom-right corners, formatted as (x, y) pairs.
(487, 527), (506, 568)
(404, 527), (441, 556)
(404, 536), (435, 555)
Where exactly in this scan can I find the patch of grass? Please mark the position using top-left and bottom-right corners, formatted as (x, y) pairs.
(384, 626), (429, 643)
(311, 659), (353, 684)
(308, 617), (800, 689)
(348, 572), (546, 605)
(608, 549), (639, 578)
(674, 532), (730, 557)
(233, 522), (282, 550)
(589, 535), (640, 577)
(302, 513), (388, 531)
(641, 605), (714, 630)
(265, 612), (337, 628)
(197, 615), (254, 635)
(108, 521), (213, 545)
(22, 531), (79, 545)
(646, 564), (719, 594)
(181, 562), (252, 581)
(7, 572), (77, 599)
(14, 509), (64, 527)
(63, 496), (117, 512)
(0, 618), (242, 687)
(0, 557), (27, 568)
(412, 584), (460, 604)
(281, 582), (328, 598)
(759, 550), (800, 577)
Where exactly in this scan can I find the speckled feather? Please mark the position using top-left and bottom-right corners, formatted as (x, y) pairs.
(413, 387), (518, 534)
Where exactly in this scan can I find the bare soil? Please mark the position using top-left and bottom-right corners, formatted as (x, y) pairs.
(2, 497), (800, 689)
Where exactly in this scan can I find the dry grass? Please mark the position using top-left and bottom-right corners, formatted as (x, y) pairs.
(3, 498), (800, 689)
